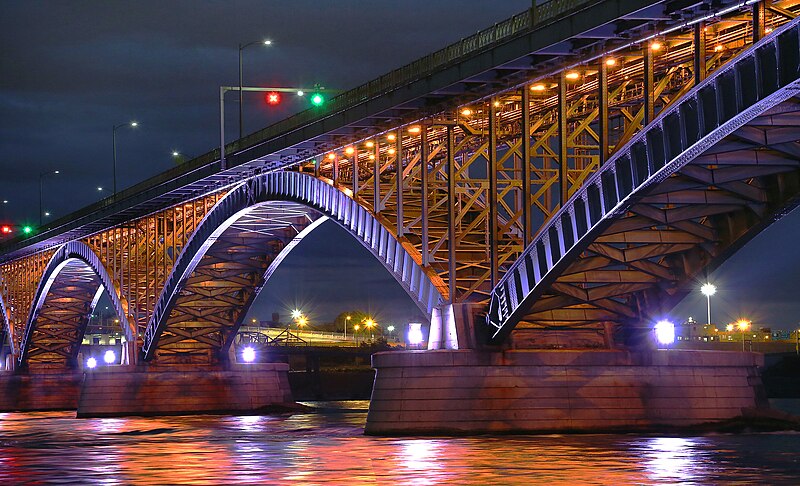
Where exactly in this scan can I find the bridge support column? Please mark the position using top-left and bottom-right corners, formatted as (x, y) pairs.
(367, 349), (767, 435)
(427, 303), (485, 350)
(77, 363), (294, 418)
(0, 370), (83, 412)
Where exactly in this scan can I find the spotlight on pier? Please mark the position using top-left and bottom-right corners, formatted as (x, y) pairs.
(654, 319), (676, 346)
(407, 323), (424, 348)
(86, 357), (97, 369)
(242, 346), (256, 363)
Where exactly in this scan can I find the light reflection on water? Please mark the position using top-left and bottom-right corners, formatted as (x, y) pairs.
(1, 404), (799, 484)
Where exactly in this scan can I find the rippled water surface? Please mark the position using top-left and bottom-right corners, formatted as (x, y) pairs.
(1, 401), (799, 484)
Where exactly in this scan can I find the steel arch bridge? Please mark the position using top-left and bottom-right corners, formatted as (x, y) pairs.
(0, 0), (798, 369)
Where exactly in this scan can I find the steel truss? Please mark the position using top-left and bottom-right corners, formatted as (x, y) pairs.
(141, 173), (445, 364)
(488, 17), (800, 346)
(0, 1), (798, 363)
(17, 241), (132, 369)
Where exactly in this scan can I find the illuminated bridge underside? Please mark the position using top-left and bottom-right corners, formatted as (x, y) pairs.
(488, 20), (800, 346)
(142, 174), (445, 364)
(18, 242), (132, 369)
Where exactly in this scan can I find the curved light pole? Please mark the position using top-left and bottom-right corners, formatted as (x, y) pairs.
(238, 39), (272, 138)
(701, 283), (716, 326)
(39, 169), (59, 226)
(112, 121), (138, 195)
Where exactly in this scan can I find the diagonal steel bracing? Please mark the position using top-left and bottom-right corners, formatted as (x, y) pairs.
(488, 17), (800, 347)
(0, 1), (798, 364)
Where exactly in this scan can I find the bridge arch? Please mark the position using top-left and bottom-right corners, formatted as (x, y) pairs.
(0, 292), (11, 357)
(488, 19), (800, 345)
(18, 241), (133, 369)
(142, 171), (446, 363)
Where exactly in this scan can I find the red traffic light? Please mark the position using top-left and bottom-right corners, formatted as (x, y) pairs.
(1, 225), (12, 234)
(265, 92), (281, 105)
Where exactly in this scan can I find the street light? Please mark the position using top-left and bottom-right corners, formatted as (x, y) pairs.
(238, 38), (273, 138)
(345, 315), (351, 340)
(39, 169), (59, 226)
(291, 309), (302, 320)
(700, 283), (716, 326)
(737, 319), (750, 351)
(113, 121), (138, 195)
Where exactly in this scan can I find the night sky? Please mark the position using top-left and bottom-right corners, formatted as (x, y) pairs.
(1, 1), (798, 330)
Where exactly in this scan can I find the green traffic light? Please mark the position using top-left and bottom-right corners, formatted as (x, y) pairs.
(310, 93), (324, 106)
(22, 226), (33, 234)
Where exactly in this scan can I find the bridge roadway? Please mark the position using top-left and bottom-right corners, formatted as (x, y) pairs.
(1, 0), (799, 432)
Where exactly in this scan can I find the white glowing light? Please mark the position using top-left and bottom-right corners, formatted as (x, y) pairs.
(103, 350), (116, 364)
(242, 346), (256, 363)
(86, 357), (97, 369)
(654, 320), (676, 345)
(408, 323), (424, 346)
(700, 283), (716, 297)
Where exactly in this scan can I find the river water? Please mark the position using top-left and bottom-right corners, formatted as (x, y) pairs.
(1, 401), (799, 484)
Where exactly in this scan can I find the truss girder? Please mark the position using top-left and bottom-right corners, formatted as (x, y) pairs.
(16, 241), (132, 370)
(141, 172), (447, 363)
(487, 19), (800, 344)
(1, 1), (798, 359)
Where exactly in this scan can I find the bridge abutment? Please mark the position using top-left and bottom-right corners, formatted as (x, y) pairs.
(77, 363), (295, 418)
(366, 349), (767, 435)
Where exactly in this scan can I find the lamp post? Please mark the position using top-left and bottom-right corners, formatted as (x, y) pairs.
(345, 315), (351, 340)
(112, 121), (138, 195)
(39, 169), (59, 226)
(238, 39), (272, 139)
(737, 319), (750, 351)
(700, 283), (716, 326)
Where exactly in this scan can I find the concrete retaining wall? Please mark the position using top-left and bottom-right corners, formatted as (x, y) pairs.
(366, 349), (766, 434)
(78, 363), (294, 417)
(0, 372), (83, 412)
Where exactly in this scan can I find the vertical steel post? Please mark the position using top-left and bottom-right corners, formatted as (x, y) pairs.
(420, 127), (429, 266)
(373, 141), (381, 213)
(521, 86), (532, 245)
(558, 71), (568, 207)
(396, 133), (404, 237)
(644, 45), (655, 125)
(488, 99), (498, 288)
(753, 0), (766, 43)
(598, 57), (609, 165)
(333, 154), (339, 185)
(314, 157), (320, 179)
(694, 23), (706, 86)
(352, 147), (359, 196)
(446, 125), (456, 303)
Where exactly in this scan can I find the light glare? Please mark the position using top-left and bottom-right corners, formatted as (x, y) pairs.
(86, 357), (97, 369)
(654, 320), (675, 345)
(103, 350), (116, 364)
(701, 283), (716, 297)
(242, 346), (256, 363)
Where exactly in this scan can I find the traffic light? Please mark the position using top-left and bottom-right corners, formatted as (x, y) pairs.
(310, 93), (324, 107)
(265, 92), (281, 105)
(1, 225), (11, 235)
(22, 225), (33, 235)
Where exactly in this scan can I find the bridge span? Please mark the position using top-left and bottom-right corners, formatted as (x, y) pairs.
(1, 0), (799, 433)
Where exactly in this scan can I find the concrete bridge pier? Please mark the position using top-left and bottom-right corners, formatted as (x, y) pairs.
(366, 304), (768, 435)
(77, 362), (295, 418)
(0, 369), (84, 412)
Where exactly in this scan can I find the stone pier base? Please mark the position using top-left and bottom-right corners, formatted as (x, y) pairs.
(77, 363), (294, 418)
(0, 372), (83, 412)
(366, 349), (766, 435)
